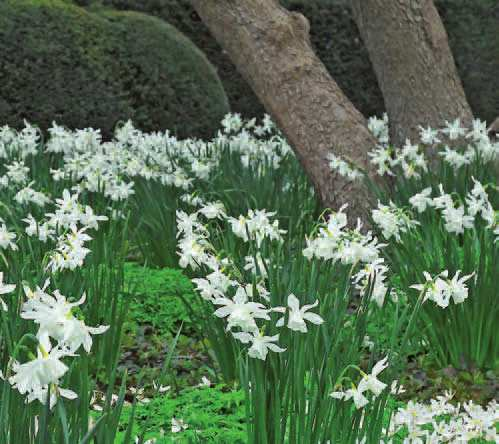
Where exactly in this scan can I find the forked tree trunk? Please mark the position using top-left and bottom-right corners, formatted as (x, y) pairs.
(191, 0), (379, 220)
(351, 0), (473, 146)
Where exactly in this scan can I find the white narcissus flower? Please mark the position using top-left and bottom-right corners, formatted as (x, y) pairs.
(372, 201), (418, 242)
(228, 209), (286, 246)
(439, 146), (472, 169)
(331, 357), (389, 410)
(466, 177), (495, 226)
(442, 118), (466, 140)
(411, 271), (451, 308)
(411, 270), (474, 308)
(21, 287), (108, 353)
(232, 331), (286, 361)
(23, 214), (55, 242)
(276, 294), (324, 333)
(432, 184), (454, 210)
(46, 225), (93, 272)
(367, 113), (389, 144)
(54, 189), (80, 214)
(57, 318), (109, 353)
(192, 267), (235, 302)
(14, 184), (51, 207)
(446, 270), (474, 304)
(358, 356), (389, 396)
(213, 286), (270, 333)
(331, 386), (369, 410)
(171, 417), (188, 433)
(191, 159), (212, 180)
(79, 206), (108, 230)
(27, 384), (77, 409)
(0, 272), (16, 311)
(180, 193), (204, 208)
(0, 224), (18, 251)
(419, 125), (441, 145)
(409, 187), (434, 213)
(441, 204), (475, 234)
(177, 234), (210, 270)
(9, 346), (71, 397)
(176, 210), (204, 238)
(467, 119), (488, 141)
(368, 145), (394, 176)
(328, 153), (363, 181)
(352, 259), (389, 308)
(198, 201), (226, 220)
(243, 253), (269, 279)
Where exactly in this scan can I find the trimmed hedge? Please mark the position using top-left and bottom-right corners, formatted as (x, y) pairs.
(102, 0), (499, 124)
(0, 0), (229, 139)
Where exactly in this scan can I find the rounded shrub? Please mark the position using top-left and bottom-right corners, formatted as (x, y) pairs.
(0, 0), (229, 138)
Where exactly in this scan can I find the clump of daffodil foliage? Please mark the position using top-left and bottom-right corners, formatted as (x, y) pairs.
(0, 113), (497, 443)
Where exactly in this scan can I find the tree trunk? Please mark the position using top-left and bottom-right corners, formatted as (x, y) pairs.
(351, 0), (473, 147)
(190, 0), (379, 220)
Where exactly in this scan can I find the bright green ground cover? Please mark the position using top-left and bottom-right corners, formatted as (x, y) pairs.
(116, 385), (246, 443)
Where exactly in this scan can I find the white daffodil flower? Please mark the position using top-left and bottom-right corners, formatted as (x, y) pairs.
(21, 286), (108, 353)
(411, 270), (474, 308)
(213, 286), (270, 332)
(409, 187), (434, 213)
(276, 294), (324, 333)
(358, 356), (389, 396)
(0, 224), (18, 251)
(331, 386), (369, 410)
(0, 272), (16, 312)
(9, 346), (70, 397)
(232, 331), (286, 361)
(171, 417), (188, 433)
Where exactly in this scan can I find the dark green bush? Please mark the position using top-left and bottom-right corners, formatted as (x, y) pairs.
(0, 0), (229, 139)
(102, 0), (499, 124)
(436, 0), (499, 126)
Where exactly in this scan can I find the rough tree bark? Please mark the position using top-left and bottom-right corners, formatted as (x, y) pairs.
(190, 0), (380, 220)
(351, 0), (473, 146)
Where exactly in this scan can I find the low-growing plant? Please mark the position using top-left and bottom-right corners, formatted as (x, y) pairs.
(117, 384), (246, 443)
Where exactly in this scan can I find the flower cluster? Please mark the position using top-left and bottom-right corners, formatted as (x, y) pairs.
(0, 121), (39, 161)
(367, 113), (389, 145)
(303, 206), (383, 265)
(0, 174), (110, 409)
(411, 270), (474, 308)
(367, 117), (499, 179)
(388, 393), (498, 442)
(331, 356), (389, 409)
(303, 206), (390, 306)
(371, 201), (419, 242)
(8, 281), (108, 407)
(22, 189), (108, 272)
(227, 209), (286, 246)
(178, 206), (324, 361)
(327, 153), (363, 181)
(408, 179), (497, 236)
